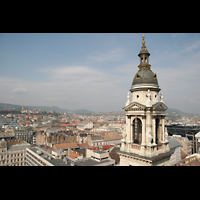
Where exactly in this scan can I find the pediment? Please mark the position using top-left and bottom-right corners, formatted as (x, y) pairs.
(152, 102), (168, 111)
(123, 102), (146, 111)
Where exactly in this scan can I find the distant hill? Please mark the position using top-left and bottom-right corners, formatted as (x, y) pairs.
(0, 103), (92, 114)
(24, 105), (71, 113)
(0, 102), (188, 115)
(165, 108), (183, 114)
(0, 103), (22, 110)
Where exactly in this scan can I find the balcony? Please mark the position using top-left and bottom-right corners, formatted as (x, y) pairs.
(131, 144), (141, 150)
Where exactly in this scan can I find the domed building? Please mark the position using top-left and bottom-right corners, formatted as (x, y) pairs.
(118, 35), (172, 166)
(0, 138), (7, 149)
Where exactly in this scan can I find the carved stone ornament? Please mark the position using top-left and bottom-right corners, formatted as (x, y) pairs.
(148, 132), (153, 144)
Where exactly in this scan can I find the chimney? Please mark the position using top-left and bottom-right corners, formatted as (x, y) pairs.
(68, 147), (71, 158)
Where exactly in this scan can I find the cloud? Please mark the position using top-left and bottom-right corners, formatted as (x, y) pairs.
(48, 66), (105, 81)
(152, 50), (200, 114)
(0, 65), (128, 112)
(182, 39), (200, 52)
(88, 48), (125, 62)
(11, 88), (28, 94)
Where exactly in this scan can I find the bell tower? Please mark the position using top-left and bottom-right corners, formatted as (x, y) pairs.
(118, 35), (172, 166)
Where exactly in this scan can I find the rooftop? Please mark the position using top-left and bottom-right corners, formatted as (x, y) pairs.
(54, 142), (79, 150)
(178, 153), (200, 166)
(27, 146), (70, 166)
(74, 157), (114, 166)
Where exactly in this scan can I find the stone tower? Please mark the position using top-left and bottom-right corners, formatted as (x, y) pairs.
(118, 35), (172, 166)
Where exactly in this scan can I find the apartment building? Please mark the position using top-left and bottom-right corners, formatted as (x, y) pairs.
(172, 135), (192, 156)
(26, 146), (70, 166)
(14, 127), (35, 144)
(0, 139), (30, 166)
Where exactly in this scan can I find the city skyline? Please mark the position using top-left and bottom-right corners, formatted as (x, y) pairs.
(0, 33), (200, 113)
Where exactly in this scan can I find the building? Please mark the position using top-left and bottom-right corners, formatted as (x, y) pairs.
(75, 150), (115, 166)
(54, 142), (79, 150)
(118, 35), (172, 166)
(87, 134), (104, 146)
(0, 139), (30, 166)
(26, 146), (70, 166)
(77, 122), (93, 130)
(195, 132), (200, 153)
(167, 136), (182, 166)
(0, 131), (15, 141)
(177, 153), (200, 166)
(14, 127), (35, 144)
(172, 135), (192, 156)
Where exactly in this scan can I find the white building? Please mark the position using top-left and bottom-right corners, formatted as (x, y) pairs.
(77, 122), (94, 130)
(75, 150), (115, 166)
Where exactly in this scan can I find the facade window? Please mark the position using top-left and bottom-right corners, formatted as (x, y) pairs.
(137, 95), (139, 98)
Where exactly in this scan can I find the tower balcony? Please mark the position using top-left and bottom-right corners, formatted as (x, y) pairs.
(123, 141), (170, 158)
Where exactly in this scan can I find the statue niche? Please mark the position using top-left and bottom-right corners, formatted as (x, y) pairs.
(132, 118), (142, 144)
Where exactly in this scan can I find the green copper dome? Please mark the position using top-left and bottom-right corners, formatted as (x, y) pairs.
(132, 68), (158, 86)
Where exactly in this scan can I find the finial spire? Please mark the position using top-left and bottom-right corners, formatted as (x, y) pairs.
(142, 34), (146, 47)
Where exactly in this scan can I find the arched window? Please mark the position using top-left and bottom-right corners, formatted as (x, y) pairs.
(132, 118), (142, 144)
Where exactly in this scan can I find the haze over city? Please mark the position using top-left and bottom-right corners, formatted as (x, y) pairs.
(0, 33), (200, 113)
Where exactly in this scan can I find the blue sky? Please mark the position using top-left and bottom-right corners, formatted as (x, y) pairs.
(0, 33), (200, 113)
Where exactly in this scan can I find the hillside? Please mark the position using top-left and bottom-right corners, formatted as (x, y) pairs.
(0, 103), (92, 114)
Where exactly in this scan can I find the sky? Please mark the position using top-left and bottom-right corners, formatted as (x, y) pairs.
(0, 33), (200, 113)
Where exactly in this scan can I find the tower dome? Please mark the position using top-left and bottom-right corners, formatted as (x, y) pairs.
(132, 68), (158, 86)
(0, 138), (7, 148)
(130, 34), (160, 93)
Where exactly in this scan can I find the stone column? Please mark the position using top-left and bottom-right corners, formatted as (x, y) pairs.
(145, 108), (152, 144)
(126, 115), (131, 143)
(130, 116), (134, 143)
(152, 116), (156, 145)
(141, 116), (146, 145)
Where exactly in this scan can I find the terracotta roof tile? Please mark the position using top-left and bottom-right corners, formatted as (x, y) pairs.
(181, 150), (188, 159)
(66, 151), (81, 159)
(61, 124), (69, 126)
(78, 143), (89, 148)
(55, 142), (79, 150)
